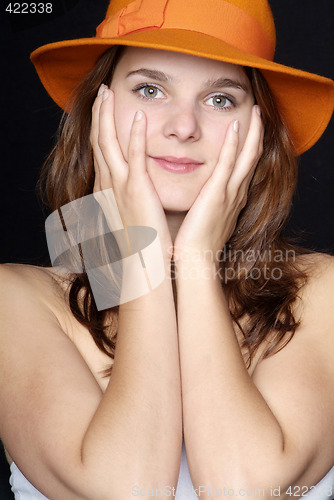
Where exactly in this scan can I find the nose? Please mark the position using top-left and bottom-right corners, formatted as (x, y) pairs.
(162, 100), (201, 143)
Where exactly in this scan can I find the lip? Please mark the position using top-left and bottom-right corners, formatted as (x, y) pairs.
(150, 155), (204, 174)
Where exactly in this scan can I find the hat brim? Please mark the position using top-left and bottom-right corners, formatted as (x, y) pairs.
(30, 29), (334, 155)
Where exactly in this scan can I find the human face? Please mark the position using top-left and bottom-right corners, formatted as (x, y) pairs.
(111, 47), (255, 212)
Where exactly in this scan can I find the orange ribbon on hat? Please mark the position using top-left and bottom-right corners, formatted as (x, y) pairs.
(96, 0), (275, 61)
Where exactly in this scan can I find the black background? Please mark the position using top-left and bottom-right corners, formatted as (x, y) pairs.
(0, 0), (333, 497)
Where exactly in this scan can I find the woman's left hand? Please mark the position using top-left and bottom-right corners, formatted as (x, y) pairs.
(174, 105), (264, 266)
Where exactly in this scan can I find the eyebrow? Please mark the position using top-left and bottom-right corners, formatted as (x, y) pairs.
(126, 68), (249, 93)
(126, 68), (174, 82)
(203, 77), (249, 93)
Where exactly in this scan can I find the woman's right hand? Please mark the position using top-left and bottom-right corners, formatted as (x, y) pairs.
(90, 84), (172, 258)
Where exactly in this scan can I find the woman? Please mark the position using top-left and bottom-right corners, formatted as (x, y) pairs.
(1, 0), (334, 498)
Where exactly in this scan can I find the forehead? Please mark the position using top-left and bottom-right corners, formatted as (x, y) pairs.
(114, 46), (249, 84)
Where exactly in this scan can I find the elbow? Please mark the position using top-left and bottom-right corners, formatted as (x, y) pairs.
(191, 472), (268, 500)
(72, 463), (180, 500)
(192, 460), (306, 500)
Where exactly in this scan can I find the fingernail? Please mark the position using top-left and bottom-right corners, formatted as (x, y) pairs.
(233, 120), (239, 133)
(102, 89), (109, 101)
(256, 106), (261, 116)
(98, 84), (105, 96)
(135, 110), (143, 121)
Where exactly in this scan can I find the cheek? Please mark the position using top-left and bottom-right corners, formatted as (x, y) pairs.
(210, 108), (253, 160)
(206, 120), (230, 162)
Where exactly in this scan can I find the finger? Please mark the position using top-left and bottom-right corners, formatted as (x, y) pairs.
(210, 119), (239, 186)
(240, 107), (264, 191)
(98, 89), (128, 182)
(90, 83), (107, 150)
(127, 110), (148, 182)
(90, 85), (105, 191)
(238, 106), (264, 194)
(228, 105), (263, 189)
(91, 85), (112, 191)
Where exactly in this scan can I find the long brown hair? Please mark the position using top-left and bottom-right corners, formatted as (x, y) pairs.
(223, 67), (310, 366)
(39, 46), (310, 371)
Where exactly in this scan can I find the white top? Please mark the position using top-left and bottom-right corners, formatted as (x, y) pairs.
(9, 442), (334, 499)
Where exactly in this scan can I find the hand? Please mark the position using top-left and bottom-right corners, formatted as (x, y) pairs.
(174, 105), (264, 266)
(90, 84), (172, 258)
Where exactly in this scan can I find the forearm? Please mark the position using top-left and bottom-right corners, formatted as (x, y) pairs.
(176, 260), (287, 492)
(82, 263), (182, 496)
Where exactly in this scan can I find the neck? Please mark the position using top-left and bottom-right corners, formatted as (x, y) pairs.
(165, 210), (186, 244)
(165, 210), (186, 310)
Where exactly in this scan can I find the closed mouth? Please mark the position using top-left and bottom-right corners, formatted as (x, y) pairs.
(150, 156), (204, 174)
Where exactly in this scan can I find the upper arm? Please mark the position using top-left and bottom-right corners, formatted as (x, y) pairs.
(0, 265), (103, 498)
(251, 254), (334, 488)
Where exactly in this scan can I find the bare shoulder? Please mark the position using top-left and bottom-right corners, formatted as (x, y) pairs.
(0, 263), (70, 318)
(294, 252), (334, 329)
(0, 261), (68, 292)
(0, 263), (112, 393)
(296, 251), (334, 281)
(0, 263), (76, 351)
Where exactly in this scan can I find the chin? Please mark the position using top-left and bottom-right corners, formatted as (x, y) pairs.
(148, 163), (209, 213)
(162, 203), (190, 213)
(158, 189), (197, 213)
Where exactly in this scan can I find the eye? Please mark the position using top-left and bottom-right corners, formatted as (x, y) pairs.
(205, 94), (234, 111)
(132, 84), (165, 100)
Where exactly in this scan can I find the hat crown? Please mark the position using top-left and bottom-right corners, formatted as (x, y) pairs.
(104, 0), (276, 50)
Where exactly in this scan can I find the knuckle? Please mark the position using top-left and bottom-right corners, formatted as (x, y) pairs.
(225, 186), (236, 204)
(220, 151), (235, 170)
(113, 186), (123, 203)
(89, 129), (97, 148)
(248, 150), (258, 165)
(231, 191), (240, 206)
(91, 99), (98, 112)
(128, 140), (141, 159)
(97, 132), (108, 150)
(126, 179), (141, 197)
(240, 194), (248, 209)
(91, 98), (101, 116)
(220, 193), (228, 207)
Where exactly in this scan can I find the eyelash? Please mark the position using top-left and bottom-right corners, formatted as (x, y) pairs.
(131, 83), (236, 112)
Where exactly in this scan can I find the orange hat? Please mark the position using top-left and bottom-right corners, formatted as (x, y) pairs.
(30, 0), (334, 155)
